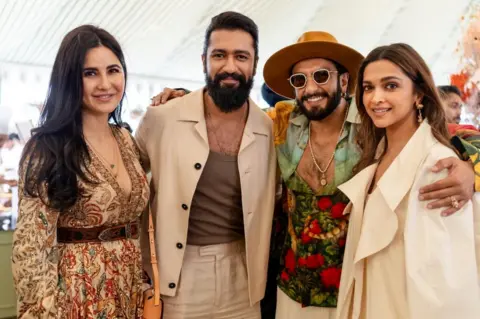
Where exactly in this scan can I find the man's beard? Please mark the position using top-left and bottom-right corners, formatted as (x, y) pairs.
(296, 78), (343, 121)
(205, 72), (254, 113)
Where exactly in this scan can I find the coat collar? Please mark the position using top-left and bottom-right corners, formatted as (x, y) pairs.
(177, 88), (270, 136)
(176, 88), (270, 153)
(377, 121), (436, 212)
(340, 121), (437, 213)
(338, 163), (377, 213)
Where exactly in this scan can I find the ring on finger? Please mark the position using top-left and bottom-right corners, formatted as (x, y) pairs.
(450, 196), (459, 209)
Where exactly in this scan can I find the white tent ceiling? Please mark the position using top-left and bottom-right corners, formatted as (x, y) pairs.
(0, 0), (476, 88)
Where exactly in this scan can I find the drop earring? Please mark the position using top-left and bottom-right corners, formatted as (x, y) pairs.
(416, 103), (424, 123)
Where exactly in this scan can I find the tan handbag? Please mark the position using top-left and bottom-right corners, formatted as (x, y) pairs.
(142, 208), (163, 318)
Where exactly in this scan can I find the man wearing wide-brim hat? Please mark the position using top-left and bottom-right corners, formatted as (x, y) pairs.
(263, 30), (363, 319)
(263, 31), (478, 319)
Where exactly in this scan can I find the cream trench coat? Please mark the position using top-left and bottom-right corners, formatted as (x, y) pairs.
(336, 122), (480, 319)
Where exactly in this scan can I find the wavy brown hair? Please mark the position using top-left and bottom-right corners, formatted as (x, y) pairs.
(354, 43), (453, 173)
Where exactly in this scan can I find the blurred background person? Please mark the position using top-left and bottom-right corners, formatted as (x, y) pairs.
(438, 85), (464, 124)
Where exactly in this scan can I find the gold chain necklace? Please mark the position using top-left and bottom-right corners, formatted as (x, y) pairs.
(308, 107), (349, 187)
(86, 129), (119, 177)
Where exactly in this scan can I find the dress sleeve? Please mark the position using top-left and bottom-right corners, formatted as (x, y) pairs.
(405, 149), (480, 319)
(11, 157), (60, 318)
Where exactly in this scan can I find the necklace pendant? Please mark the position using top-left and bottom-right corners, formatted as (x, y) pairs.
(320, 173), (327, 186)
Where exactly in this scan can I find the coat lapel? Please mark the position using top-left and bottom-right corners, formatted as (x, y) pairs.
(239, 99), (270, 153)
(377, 121), (435, 212)
(238, 100), (271, 230)
(338, 164), (377, 213)
(346, 122), (436, 266)
(177, 89), (209, 145)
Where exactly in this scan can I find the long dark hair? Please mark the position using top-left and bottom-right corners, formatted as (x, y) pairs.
(21, 25), (128, 212)
(354, 43), (452, 173)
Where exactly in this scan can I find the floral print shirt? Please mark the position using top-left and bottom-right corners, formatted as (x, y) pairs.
(267, 100), (361, 307)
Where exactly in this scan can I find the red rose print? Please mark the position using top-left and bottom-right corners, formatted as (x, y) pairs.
(281, 271), (290, 281)
(338, 238), (346, 247)
(302, 233), (313, 244)
(321, 267), (342, 289)
(310, 220), (322, 234)
(306, 255), (318, 268)
(331, 202), (347, 219)
(285, 249), (296, 273)
(298, 257), (308, 267)
(305, 254), (325, 269)
(317, 197), (333, 211)
(316, 254), (325, 266)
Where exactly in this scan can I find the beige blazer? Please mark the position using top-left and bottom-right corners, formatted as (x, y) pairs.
(337, 122), (480, 319)
(135, 89), (277, 305)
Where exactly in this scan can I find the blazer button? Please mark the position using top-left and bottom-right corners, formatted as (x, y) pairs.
(176, 243), (183, 249)
(169, 283), (176, 289)
(194, 163), (202, 170)
(182, 204), (188, 210)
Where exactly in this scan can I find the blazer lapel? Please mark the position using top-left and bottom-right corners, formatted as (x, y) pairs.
(353, 122), (435, 261)
(238, 100), (271, 229)
(377, 121), (435, 212)
(177, 89), (209, 146)
(338, 164), (377, 212)
(348, 122), (436, 265)
(239, 99), (270, 153)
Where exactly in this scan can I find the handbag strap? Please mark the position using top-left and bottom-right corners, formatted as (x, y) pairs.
(147, 207), (160, 306)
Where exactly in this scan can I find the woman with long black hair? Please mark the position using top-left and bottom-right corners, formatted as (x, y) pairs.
(12, 25), (150, 318)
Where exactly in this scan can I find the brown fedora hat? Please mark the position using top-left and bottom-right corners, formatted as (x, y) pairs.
(263, 31), (364, 99)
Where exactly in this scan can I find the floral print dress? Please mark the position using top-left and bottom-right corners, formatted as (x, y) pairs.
(12, 127), (150, 319)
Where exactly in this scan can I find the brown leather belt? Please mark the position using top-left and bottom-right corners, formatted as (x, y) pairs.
(57, 221), (139, 243)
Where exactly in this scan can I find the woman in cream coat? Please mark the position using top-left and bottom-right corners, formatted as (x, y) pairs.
(336, 43), (480, 319)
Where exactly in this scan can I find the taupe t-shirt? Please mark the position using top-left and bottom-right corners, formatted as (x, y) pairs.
(187, 151), (244, 246)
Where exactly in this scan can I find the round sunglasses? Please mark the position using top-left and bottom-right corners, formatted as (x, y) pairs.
(288, 69), (338, 89)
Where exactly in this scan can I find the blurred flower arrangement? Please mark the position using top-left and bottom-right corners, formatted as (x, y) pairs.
(451, 2), (480, 127)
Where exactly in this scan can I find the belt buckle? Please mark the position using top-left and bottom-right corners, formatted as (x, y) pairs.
(98, 223), (135, 241)
(98, 228), (114, 241)
(125, 223), (132, 239)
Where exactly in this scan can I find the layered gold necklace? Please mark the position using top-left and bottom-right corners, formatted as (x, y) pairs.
(308, 107), (349, 187)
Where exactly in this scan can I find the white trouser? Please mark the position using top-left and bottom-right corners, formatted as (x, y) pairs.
(162, 240), (260, 319)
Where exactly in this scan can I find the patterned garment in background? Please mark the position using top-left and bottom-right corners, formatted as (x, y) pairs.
(12, 127), (150, 319)
(448, 123), (480, 190)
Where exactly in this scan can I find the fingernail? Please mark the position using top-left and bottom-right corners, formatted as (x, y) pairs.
(427, 204), (432, 209)
(441, 212), (448, 217)
(419, 195), (424, 200)
(419, 189), (424, 194)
